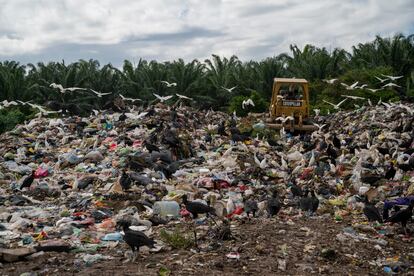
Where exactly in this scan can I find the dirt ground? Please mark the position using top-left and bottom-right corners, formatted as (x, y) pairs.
(2, 213), (414, 276)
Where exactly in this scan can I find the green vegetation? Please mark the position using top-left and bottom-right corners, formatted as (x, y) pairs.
(159, 227), (195, 249)
(0, 33), (413, 131)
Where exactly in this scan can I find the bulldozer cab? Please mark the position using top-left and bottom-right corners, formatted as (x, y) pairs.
(268, 78), (316, 132)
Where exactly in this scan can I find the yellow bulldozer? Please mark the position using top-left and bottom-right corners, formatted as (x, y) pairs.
(254, 78), (318, 132)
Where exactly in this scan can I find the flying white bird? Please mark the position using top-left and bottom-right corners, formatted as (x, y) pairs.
(275, 116), (294, 124)
(366, 88), (381, 93)
(125, 111), (149, 120)
(254, 153), (267, 169)
(356, 84), (368, 89)
(375, 76), (388, 83)
(313, 109), (320, 116)
(341, 95), (365, 100)
(153, 93), (173, 102)
(312, 123), (326, 132)
(381, 74), (403, 81)
(323, 99), (347, 109)
(161, 81), (177, 87)
(50, 83), (87, 93)
(242, 98), (255, 109)
(367, 98), (372, 106)
(176, 93), (193, 100)
(120, 94), (142, 102)
(88, 89), (112, 97)
(0, 100), (19, 107)
(221, 86), (237, 93)
(341, 81), (359, 90)
(382, 83), (401, 88)
(323, 78), (338, 84)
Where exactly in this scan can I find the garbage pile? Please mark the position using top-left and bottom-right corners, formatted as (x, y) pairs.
(0, 102), (414, 274)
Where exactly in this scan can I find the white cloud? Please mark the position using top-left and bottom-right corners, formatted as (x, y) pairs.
(0, 0), (413, 65)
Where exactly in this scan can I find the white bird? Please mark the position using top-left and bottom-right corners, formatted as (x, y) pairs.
(309, 151), (315, 167)
(232, 110), (239, 121)
(161, 81), (177, 87)
(254, 153), (267, 169)
(92, 109), (100, 116)
(89, 89), (112, 97)
(281, 157), (288, 170)
(0, 100), (19, 107)
(327, 159), (336, 174)
(375, 76), (388, 83)
(381, 74), (403, 81)
(275, 116), (294, 124)
(242, 98), (255, 109)
(341, 95), (365, 100)
(221, 86), (237, 93)
(382, 102), (391, 109)
(125, 111), (148, 120)
(382, 83), (401, 88)
(366, 88), (381, 93)
(323, 78), (338, 84)
(176, 93), (192, 100)
(323, 99), (347, 109)
(313, 109), (320, 116)
(153, 93), (173, 102)
(312, 123), (326, 132)
(341, 81), (359, 90)
(50, 83), (87, 93)
(356, 84), (368, 89)
(120, 94), (142, 102)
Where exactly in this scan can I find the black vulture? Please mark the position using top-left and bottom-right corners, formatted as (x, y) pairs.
(385, 201), (414, 235)
(181, 194), (216, 219)
(267, 191), (281, 217)
(120, 170), (132, 191)
(362, 196), (383, 223)
(20, 171), (35, 190)
(117, 220), (156, 261)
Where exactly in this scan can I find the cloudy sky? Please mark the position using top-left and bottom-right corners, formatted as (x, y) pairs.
(0, 0), (413, 66)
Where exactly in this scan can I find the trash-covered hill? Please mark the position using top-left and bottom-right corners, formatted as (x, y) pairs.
(0, 102), (414, 275)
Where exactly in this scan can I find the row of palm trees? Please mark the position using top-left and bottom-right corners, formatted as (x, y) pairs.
(0, 33), (413, 115)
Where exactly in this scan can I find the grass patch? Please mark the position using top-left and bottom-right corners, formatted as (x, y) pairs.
(159, 227), (194, 249)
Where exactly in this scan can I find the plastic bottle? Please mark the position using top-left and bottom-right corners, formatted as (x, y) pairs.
(153, 201), (180, 218)
(101, 232), (123, 241)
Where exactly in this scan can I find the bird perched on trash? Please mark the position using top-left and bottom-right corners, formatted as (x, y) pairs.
(143, 141), (160, 153)
(310, 190), (319, 213)
(362, 195), (383, 223)
(181, 194), (216, 219)
(217, 121), (226, 136)
(385, 201), (414, 236)
(289, 180), (303, 197)
(299, 190), (317, 214)
(20, 171), (35, 190)
(243, 197), (259, 217)
(267, 191), (281, 217)
(117, 220), (156, 261)
(119, 170), (132, 191)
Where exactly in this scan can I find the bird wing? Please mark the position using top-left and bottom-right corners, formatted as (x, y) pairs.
(163, 95), (173, 101)
(254, 153), (261, 167)
(260, 158), (267, 169)
(153, 93), (162, 100)
(336, 98), (347, 107)
(350, 81), (359, 88)
(229, 86), (237, 91)
(161, 81), (170, 85)
(323, 100), (336, 107)
(248, 99), (255, 106)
